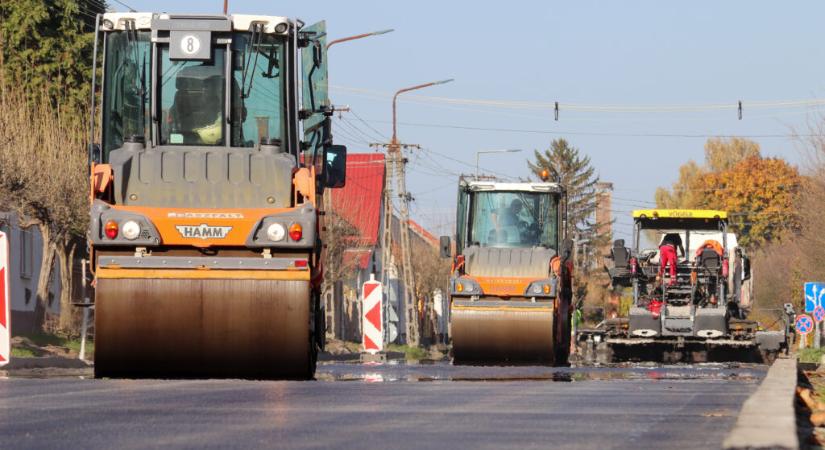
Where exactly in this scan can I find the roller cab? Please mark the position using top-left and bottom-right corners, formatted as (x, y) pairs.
(442, 177), (572, 365)
(87, 13), (346, 378)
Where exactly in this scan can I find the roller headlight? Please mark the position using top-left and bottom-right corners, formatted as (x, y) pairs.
(266, 223), (286, 241)
(121, 220), (141, 240)
(532, 284), (542, 294)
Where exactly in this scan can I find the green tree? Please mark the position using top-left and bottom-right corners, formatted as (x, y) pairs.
(0, 0), (105, 110)
(528, 139), (608, 299)
(0, 0), (103, 332)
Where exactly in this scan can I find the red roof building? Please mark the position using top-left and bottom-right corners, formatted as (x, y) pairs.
(330, 153), (385, 269)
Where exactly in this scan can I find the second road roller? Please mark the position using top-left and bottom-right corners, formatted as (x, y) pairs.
(440, 174), (573, 364)
(86, 12), (345, 378)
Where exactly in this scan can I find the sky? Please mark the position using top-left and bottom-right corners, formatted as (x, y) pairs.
(119, 1), (825, 240)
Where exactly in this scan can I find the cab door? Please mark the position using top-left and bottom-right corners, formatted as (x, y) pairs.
(300, 21), (329, 170)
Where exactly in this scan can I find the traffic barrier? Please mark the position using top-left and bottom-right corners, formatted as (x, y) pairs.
(0, 231), (9, 366)
(361, 274), (383, 354)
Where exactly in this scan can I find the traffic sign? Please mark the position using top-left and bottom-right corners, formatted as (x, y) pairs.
(805, 282), (825, 313)
(0, 231), (9, 366)
(815, 305), (825, 323)
(361, 274), (383, 354)
(796, 314), (814, 335)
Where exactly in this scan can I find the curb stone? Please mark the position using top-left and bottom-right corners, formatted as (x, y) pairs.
(722, 357), (799, 450)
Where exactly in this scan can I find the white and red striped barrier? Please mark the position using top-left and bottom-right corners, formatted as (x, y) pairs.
(362, 275), (383, 354)
(0, 231), (10, 366)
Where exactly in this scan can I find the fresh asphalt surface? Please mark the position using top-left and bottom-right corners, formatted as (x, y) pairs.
(0, 362), (764, 450)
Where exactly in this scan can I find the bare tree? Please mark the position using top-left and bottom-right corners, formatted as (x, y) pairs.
(0, 84), (88, 332)
(323, 210), (360, 286)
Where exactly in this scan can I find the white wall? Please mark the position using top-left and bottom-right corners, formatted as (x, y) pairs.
(0, 213), (61, 315)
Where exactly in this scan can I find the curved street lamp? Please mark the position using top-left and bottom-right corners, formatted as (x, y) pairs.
(392, 79), (454, 143)
(327, 29), (394, 50)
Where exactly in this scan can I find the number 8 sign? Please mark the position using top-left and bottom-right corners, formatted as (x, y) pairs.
(180, 35), (201, 56)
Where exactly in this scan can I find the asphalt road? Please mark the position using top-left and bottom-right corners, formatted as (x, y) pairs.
(0, 362), (764, 450)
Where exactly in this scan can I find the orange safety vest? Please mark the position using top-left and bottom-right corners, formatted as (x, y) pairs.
(695, 239), (723, 258)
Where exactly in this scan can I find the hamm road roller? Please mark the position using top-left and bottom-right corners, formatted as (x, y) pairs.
(440, 176), (573, 365)
(86, 13), (346, 378)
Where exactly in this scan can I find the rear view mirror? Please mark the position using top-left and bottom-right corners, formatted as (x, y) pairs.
(323, 144), (346, 188)
(88, 143), (101, 164)
(439, 236), (451, 258)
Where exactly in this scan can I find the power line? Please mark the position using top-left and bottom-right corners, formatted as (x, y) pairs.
(331, 85), (825, 115)
(349, 108), (389, 140)
(111, 0), (137, 12)
(352, 117), (810, 139)
(336, 116), (379, 143)
(419, 147), (516, 180)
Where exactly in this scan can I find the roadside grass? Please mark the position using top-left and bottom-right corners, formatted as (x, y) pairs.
(10, 347), (37, 358)
(387, 344), (429, 361)
(799, 347), (825, 364)
(12, 331), (94, 359)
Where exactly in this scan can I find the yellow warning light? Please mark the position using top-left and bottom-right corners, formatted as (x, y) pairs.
(456, 282), (464, 293)
(543, 284), (551, 294)
(540, 169), (550, 181)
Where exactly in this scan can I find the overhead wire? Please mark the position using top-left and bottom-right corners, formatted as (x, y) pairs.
(331, 85), (825, 115)
(349, 108), (390, 140)
(336, 116), (379, 144)
(111, 0), (137, 12)
(346, 117), (811, 139)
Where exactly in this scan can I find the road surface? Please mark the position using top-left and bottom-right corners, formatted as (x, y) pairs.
(0, 362), (764, 449)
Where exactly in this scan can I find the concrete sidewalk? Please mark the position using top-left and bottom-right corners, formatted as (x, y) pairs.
(723, 357), (798, 450)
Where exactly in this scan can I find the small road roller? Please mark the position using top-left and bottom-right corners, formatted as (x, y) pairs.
(440, 176), (573, 365)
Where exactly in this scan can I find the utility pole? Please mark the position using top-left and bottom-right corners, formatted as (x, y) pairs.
(371, 78), (452, 347)
(372, 141), (421, 346)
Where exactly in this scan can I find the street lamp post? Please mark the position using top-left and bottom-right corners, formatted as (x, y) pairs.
(384, 78), (453, 347)
(476, 149), (522, 176)
(323, 28), (392, 341)
(392, 79), (453, 144)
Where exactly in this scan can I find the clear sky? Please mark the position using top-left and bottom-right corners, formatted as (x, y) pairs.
(121, 0), (825, 240)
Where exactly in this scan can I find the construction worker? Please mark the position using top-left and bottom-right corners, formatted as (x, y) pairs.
(658, 233), (685, 285)
(695, 239), (724, 258)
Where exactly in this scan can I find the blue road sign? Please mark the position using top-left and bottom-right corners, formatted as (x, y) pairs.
(796, 314), (814, 335)
(815, 306), (825, 323)
(805, 282), (825, 313)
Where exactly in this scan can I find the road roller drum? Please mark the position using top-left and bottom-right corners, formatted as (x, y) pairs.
(95, 276), (315, 379)
(451, 299), (555, 364)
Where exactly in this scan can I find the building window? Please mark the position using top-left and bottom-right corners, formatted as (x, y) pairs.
(20, 228), (33, 279)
